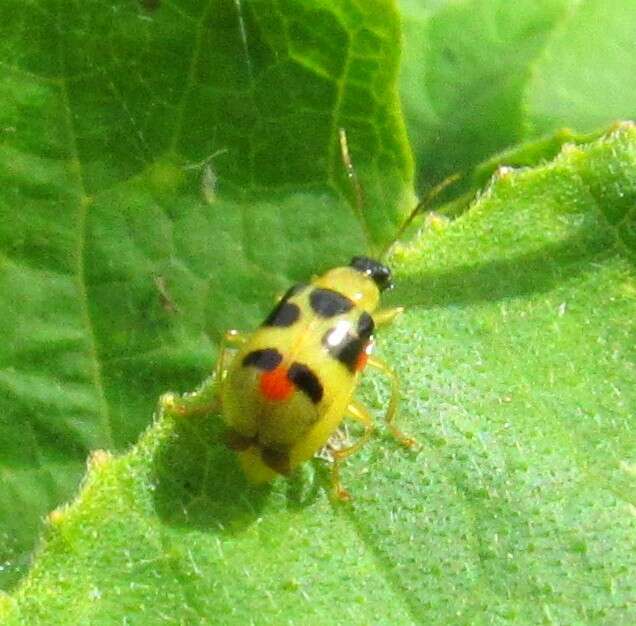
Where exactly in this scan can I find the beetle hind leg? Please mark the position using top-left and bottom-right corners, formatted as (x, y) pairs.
(366, 355), (417, 448)
(330, 400), (374, 501)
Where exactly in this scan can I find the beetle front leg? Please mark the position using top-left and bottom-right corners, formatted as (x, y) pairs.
(373, 306), (404, 327)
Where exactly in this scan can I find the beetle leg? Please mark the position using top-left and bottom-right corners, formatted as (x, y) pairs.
(159, 329), (249, 419)
(366, 355), (417, 448)
(373, 306), (404, 327)
(331, 400), (374, 501)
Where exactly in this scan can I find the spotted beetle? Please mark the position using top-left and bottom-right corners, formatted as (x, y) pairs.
(215, 256), (416, 499)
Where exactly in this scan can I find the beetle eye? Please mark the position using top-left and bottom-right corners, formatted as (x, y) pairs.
(349, 256), (393, 291)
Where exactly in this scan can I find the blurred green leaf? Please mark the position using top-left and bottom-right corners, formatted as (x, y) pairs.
(2, 0), (636, 619)
(526, 0), (636, 135)
(0, 0), (412, 589)
(401, 0), (636, 192)
(400, 0), (572, 188)
(2, 125), (634, 626)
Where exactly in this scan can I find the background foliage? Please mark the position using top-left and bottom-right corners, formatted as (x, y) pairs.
(0, 0), (634, 623)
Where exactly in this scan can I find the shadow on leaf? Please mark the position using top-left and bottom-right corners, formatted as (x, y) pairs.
(151, 412), (271, 533)
(394, 223), (618, 309)
(151, 410), (324, 532)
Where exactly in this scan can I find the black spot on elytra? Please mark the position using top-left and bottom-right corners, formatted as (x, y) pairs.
(261, 447), (291, 475)
(335, 337), (366, 372)
(262, 283), (306, 327)
(242, 348), (282, 371)
(309, 288), (353, 318)
(263, 301), (300, 327)
(357, 311), (375, 340)
(322, 312), (374, 372)
(287, 362), (324, 404)
(331, 335), (366, 372)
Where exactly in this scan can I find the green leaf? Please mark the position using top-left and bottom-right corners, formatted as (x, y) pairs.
(0, 0), (412, 589)
(400, 0), (573, 187)
(526, 0), (636, 135)
(3, 125), (635, 625)
(401, 0), (636, 192)
(438, 126), (610, 218)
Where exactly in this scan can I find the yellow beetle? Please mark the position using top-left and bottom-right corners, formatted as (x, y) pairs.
(164, 256), (414, 499)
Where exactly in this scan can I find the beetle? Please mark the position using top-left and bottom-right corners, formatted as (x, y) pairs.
(163, 256), (414, 500)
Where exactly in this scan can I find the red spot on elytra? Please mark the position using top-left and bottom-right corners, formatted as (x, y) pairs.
(355, 349), (369, 372)
(259, 366), (294, 401)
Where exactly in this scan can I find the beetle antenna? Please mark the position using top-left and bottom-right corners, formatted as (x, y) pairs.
(387, 172), (461, 254)
(338, 128), (365, 222)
